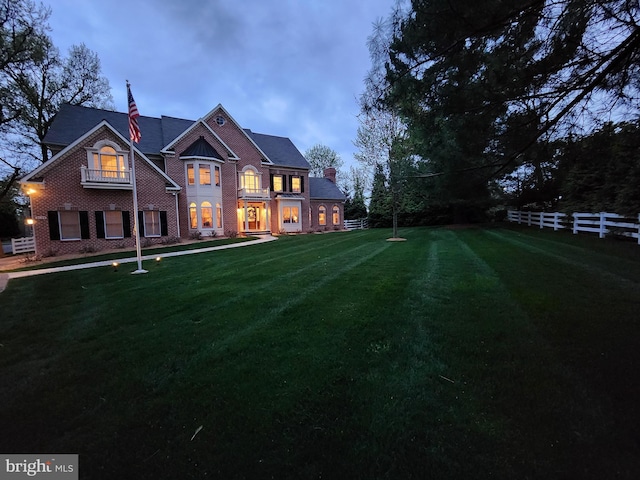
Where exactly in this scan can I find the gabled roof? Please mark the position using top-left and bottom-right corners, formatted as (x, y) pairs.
(44, 104), (165, 155)
(245, 130), (310, 169)
(180, 136), (224, 160)
(24, 120), (181, 191)
(43, 103), (310, 170)
(309, 177), (346, 201)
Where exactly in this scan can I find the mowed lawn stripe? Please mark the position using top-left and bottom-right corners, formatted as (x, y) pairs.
(486, 227), (640, 285)
(196, 240), (392, 358)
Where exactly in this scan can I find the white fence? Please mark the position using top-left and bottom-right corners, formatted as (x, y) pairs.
(344, 218), (369, 230)
(507, 210), (640, 244)
(11, 236), (36, 254)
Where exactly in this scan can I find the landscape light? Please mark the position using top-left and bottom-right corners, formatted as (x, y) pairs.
(112, 262), (119, 272)
(155, 257), (162, 263)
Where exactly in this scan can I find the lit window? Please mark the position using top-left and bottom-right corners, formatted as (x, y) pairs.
(214, 166), (220, 186)
(216, 203), (222, 228)
(318, 206), (326, 226)
(332, 206), (340, 225)
(92, 145), (126, 179)
(292, 176), (301, 193)
(199, 165), (211, 185)
(187, 164), (195, 185)
(59, 211), (81, 240)
(241, 169), (259, 191)
(283, 207), (291, 223)
(273, 175), (283, 192)
(144, 211), (161, 237)
(104, 211), (123, 238)
(201, 201), (213, 228)
(189, 202), (197, 229)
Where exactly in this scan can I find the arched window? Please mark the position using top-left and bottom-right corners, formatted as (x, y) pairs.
(240, 167), (260, 192)
(318, 206), (326, 226)
(332, 206), (340, 225)
(189, 202), (197, 229)
(201, 201), (213, 228)
(91, 142), (127, 178)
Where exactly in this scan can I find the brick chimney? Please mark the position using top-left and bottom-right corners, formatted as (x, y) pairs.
(323, 167), (336, 183)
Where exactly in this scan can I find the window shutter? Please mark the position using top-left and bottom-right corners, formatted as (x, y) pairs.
(289, 175), (293, 192)
(80, 211), (90, 239)
(301, 176), (305, 193)
(270, 174), (274, 190)
(123, 211), (131, 238)
(138, 211), (145, 237)
(95, 211), (105, 239)
(47, 211), (60, 240)
(160, 211), (168, 236)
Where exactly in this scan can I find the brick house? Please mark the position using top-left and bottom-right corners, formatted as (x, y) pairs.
(20, 103), (345, 256)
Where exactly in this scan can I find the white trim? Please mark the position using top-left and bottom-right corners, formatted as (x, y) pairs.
(160, 119), (239, 159)
(203, 104), (274, 164)
(21, 120), (182, 192)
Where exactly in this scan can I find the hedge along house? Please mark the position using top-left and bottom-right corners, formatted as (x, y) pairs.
(20, 103), (345, 256)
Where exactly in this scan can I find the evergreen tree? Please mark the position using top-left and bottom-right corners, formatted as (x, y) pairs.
(375, 0), (640, 219)
(368, 163), (391, 227)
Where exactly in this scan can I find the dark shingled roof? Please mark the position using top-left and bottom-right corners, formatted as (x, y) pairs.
(308, 177), (346, 201)
(44, 104), (167, 155)
(180, 136), (224, 160)
(244, 130), (310, 169)
(44, 105), (310, 171)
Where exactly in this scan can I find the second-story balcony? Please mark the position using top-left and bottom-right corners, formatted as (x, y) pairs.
(238, 186), (270, 199)
(81, 166), (133, 190)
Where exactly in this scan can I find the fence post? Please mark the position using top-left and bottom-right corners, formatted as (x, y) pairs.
(517, 211), (522, 224)
(539, 212), (543, 229)
(527, 211), (531, 226)
(599, 212), (606, 238)
(553, 213), (559, 231)
(573, 213), (577, 235)
(638, 214), (640, 245)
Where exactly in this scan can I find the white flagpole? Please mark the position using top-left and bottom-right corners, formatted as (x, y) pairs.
(128, 80), (147, 274)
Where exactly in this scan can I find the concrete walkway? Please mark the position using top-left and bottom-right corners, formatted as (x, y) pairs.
(0, 236), (277, 294)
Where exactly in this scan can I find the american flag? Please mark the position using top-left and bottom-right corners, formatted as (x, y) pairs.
(127, 83), (141, 143)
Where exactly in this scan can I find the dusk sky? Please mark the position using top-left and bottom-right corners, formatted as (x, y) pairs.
(45, 0), (396, 175)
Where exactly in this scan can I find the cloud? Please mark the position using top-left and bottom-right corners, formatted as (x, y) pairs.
(45, 0), (397, 175)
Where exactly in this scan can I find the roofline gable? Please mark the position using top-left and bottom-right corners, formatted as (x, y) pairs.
(203, 104), (274, 165)
(21, 120), (181, 191)
(160, 118), (238, 159)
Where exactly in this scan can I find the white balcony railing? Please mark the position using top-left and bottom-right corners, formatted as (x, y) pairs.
(238, 187), (270, 199)
(81, 166), (133, 189)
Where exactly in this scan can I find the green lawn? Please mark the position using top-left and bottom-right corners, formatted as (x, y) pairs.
(1, 226), (639, 479)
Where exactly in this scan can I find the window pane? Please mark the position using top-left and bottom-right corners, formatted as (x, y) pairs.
(292, 177), (301, 193)
(202, 202), (213, 228)
(332, 206), (340, 225)
(59, 211), (81, 240)
(319, 206), (326, 226)
(144, 211), (161, 237)
(243, 170), (258, 190)
(189, 203), (198, 229)
(105, 211), (123, 238)
(187, 164), (195, 185)
(216, 204), (222, 228)
(273, 175), (283, 192)
(215, 166), (220, 186)
(283, 207), (291, 223)
(291, 207), (299, 223)
(200, 165), (211, 185)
